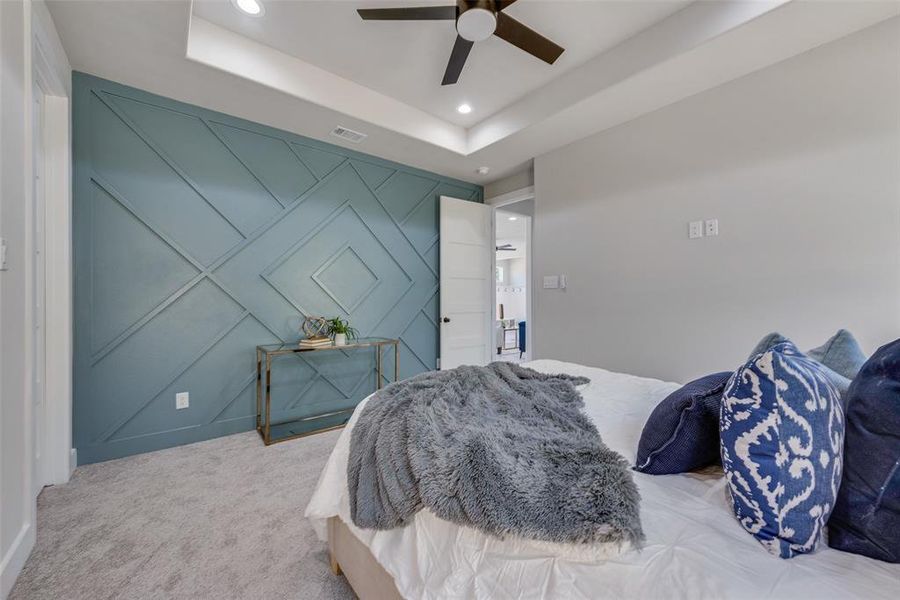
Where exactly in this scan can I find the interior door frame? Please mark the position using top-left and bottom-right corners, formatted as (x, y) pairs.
(31, 78), (47, 497)
(487, 186), (535, 360)
(33, 13), (73, 485)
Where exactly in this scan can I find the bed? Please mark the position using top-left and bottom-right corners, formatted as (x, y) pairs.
(305, 359), (899, 599)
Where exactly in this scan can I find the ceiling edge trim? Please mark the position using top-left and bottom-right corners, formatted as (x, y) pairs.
(466, 0), (789, 154)
(185, 16), (469, 155)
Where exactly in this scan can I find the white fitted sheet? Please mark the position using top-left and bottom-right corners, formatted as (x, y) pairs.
(306, 360), (899, 599)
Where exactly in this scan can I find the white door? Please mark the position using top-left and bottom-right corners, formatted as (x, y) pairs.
(439, 196), (493, 369)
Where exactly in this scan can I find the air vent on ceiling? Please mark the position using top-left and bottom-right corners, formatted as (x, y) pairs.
(330, 126), (367, 144)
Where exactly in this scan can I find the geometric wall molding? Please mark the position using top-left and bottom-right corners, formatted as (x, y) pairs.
(73, 73), (481, 464)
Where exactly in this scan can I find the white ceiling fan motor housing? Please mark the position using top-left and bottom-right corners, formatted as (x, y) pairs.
(457, 7), (497, 42)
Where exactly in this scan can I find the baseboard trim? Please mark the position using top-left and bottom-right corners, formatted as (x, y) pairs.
(0, 522), (35, 599)
(76, 416), (257, 465)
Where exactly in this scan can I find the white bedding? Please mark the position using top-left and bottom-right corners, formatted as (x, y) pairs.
(305, 360), (899, 599)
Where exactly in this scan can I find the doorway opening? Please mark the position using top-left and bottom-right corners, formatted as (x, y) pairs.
(492, 199), (532, 364)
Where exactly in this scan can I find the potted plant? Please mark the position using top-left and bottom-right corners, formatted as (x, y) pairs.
(326, 316), (359, 346)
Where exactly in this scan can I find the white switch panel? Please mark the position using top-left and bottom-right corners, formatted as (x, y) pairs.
(176, 392), (189, 410)
(705, 219), (719, 237)
(543, 275), (559, 289)
(688, 221), (703, 239)
(0, 237), (7, 271)
(559, 274), (567, 289)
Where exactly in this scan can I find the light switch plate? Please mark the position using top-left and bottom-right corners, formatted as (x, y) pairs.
(543, 275), (559, 289)
(175, 392), (189, 410)
(0, 237), (7, 271)
(689, 221), (703, 239)
(705, 219), (719, 236)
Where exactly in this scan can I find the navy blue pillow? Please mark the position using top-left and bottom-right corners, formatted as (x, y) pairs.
(635, 372), (733, 475)
(828, 339), (900, 563)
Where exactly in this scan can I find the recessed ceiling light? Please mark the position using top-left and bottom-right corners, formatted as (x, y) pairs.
(457, 103), (472, 114)
(476, 166), (490, 175)
(508, 217), (518, 221)
(232, 0), (264, 17)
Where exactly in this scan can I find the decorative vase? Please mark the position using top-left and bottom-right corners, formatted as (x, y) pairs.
(334, 333), (347, 346)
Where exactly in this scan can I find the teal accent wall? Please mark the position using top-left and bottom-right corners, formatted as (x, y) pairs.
(73, 73), (481, 464)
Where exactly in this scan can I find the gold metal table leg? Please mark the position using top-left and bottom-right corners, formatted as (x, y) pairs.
(256, 347), (262, 431)
(376, 345), (383, 390)
(265, 353), (272, 445)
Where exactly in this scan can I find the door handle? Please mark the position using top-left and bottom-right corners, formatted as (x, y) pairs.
(441, 317), (451, 323)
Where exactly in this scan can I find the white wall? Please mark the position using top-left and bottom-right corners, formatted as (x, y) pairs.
(1, 1), (35, 594)
(485, 167), (533, 201)
(505, 257), (527, 287)
(533, 18), (900, 383)
(497, 257), (527, 322)
(497, 198), (534, 218)
(1, 1), (70, 596)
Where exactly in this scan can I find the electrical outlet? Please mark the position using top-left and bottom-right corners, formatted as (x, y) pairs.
(705, 219), (719, 237)
(175, 392), (189, 410)
(688, 221), (703, 239)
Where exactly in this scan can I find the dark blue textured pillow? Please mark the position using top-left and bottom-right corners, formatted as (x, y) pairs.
(828, 338), (900, 563)
(635, 372), (733, 475)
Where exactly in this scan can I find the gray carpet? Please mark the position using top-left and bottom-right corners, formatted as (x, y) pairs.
(10, 430), (356, 600)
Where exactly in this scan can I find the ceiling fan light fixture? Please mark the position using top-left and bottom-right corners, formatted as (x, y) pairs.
(357, 1), (564, 86)
(456, 7), (496, 42)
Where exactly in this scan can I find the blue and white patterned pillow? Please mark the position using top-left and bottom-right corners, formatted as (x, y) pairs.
(720, 341), (844, 558)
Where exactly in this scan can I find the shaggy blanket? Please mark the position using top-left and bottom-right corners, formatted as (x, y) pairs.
(347, 362), (644, 546)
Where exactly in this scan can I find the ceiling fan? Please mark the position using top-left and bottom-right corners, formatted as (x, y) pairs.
(357, 1), (565, 85)
(496, 243), (517, 252)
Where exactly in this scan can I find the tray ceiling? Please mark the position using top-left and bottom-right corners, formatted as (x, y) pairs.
(48, 1), (900, 184)
(191, 0), (691, 127)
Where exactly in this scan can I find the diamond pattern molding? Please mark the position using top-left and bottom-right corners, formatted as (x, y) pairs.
(73, 73), (482, 464)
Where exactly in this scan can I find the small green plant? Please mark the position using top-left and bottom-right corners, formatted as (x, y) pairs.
(325, 317), (359, 340)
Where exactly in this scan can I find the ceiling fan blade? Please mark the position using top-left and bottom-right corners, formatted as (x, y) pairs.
(442, 35), (474, 86)
(494, 12), (564, 65)
(357, 6), (457, 20)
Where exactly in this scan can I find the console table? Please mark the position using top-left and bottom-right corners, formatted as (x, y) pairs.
(255, 338), (399, 445)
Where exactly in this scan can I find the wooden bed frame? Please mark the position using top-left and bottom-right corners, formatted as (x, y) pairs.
(327, 516), (403, 600)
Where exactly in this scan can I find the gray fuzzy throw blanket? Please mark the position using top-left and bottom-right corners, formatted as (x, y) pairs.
(347, 362), (644, 546)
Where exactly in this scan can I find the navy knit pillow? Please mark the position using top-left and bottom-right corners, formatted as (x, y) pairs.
(828, 339), (900, 563)
(635, 372), (733, 475)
